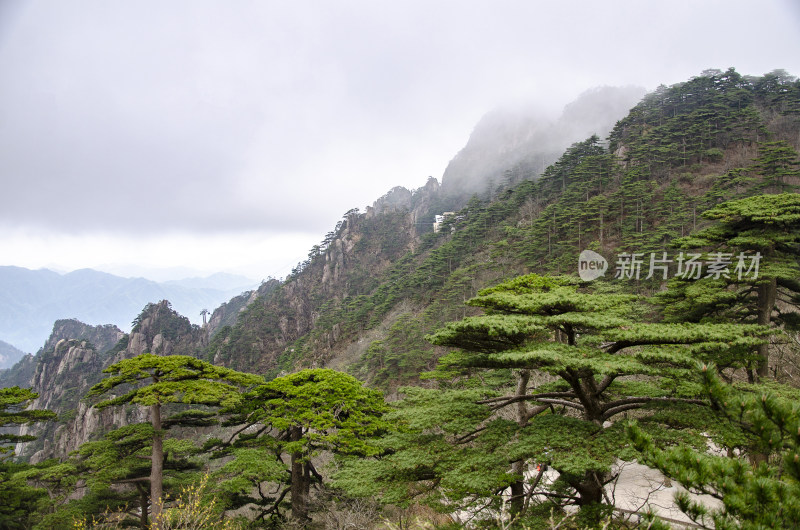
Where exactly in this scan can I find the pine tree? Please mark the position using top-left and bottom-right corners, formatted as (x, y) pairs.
(216, 369), (388, 523)
(86, 353), (262, 527)
(751, 142), (800, 192)
(337, 274), (770, 524)
(0, 387), (56, 456)
(629, 364), (800, 529)
(674, 193), (800, 379)
(67, 423), (204, 528)
(0, 387), (56, 529)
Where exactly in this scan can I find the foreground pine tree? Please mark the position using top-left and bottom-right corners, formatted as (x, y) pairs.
(87, 353), (262, 528)
(0, 387), (56, 456)
(629, 364), (800, 529)
(0, 387), (56, 529)
(72, 423), (202, 528)
(214, 369), (388, 524)
(337, 274), (770, 525)
(671, 192), (800, 380)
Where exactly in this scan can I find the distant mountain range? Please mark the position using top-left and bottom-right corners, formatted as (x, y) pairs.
(0, 339), (25, 370)
(0, 266), (258, 363)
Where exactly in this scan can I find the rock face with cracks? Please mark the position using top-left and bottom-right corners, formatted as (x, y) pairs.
(13, 303), (209, 462)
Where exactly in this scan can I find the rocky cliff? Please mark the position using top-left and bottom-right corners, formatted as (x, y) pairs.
(14, 302), (209, 462)
(207, 178), (449, 377)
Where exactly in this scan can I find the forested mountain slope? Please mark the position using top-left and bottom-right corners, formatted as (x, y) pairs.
(210, 68), (800, 388)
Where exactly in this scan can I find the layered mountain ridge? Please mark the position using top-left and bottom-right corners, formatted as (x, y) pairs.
(0, 267), (258, 358)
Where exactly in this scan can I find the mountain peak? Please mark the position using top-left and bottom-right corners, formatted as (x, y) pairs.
(440, 85), (645, 200)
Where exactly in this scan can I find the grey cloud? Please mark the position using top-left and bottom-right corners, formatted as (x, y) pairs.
(0, 0), (799, 240)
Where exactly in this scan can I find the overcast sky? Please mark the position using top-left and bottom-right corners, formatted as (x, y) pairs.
(1, 0), (798, 281)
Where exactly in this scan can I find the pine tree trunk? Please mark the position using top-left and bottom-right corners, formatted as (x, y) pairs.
(150, 402), (164, 529)
(303, 458), (311, 511)
(290, 426), (309, 521)
(571, 472), (607, 527)
(756, 277), (776, 379)
(136, 482), (149, 529)
(573, 478), (604, 506)
(509, 460), (525, 516)
(509, 370), (530, 516)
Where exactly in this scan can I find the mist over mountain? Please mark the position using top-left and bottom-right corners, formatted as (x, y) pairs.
(441, 85), (645, 200)
(0, 339), (25, 370)
(0, 267), (257, 356)
(162, 272), (262, 291)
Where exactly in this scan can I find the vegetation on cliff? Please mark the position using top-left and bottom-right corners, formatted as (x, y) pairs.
(208, 68), (800, 389)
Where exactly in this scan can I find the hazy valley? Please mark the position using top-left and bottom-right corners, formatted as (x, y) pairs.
(0, 267), (257, 362)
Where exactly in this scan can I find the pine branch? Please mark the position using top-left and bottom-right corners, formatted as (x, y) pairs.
(116, 476), (151, 484)
(454, 425), (491, 444)
(257, 486), (290, 519)
(534, 398), (585, 412)
(478, 391), (576, 408)
(602, 396), (707, 420)
(226, 421), (266, 445)
(595, 374), (618, 395)
(522, 404), (550, 423)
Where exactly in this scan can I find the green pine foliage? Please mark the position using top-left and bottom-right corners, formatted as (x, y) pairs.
(335, 273), (771, 525)
(86, 353), (262, 526)
(11, 459), (81, 529)
(0, 459), (49, 530)
(213, 369), (389, 523)
(629, 364), (800, 529)
(36, 423), (207, 528)
(0, 387), (56, 456)
(665, 193), (800, 380)
(0, 388), (56, 529)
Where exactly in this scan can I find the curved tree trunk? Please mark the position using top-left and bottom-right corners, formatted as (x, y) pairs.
(568, 471), (611, 526)
(572, 477), (604, 506)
